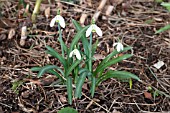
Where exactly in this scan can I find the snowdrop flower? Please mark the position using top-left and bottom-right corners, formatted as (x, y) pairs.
(50, 15), (65, 28)
(113, 42), (124, 52)
(69, 49), (81, 60)
(86, 20), (102, 37)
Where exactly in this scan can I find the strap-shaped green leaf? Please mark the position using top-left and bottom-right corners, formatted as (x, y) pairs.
(69, 25), (89, 53)
(161, 2), (170, 12)
(66, 59), (82, 77)
(98, 46), (132, 69)
(31, 66), (64, 81)
(94, 54), (133, 76)
(72, 19), (89, 56)
(96, 70), (140, 85)
(90, 76), (96, 97)
(37, 65), (64, 78)
(46, 46), (67, 68)
(66, 76), (73, 105)
(58, 107), (78, 113)
(156, 24), (170, 34)
(75, 72), (87, 98)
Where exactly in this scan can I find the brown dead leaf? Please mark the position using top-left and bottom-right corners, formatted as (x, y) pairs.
(45, 7), (50, 19)
(59, 95), (67, 103)
(8, 28), (15, 39)
(144, 91), (152, 99)
(94, 54), (105, 60)
(0, 34), (6, 41)
(110, 0), (124, 5)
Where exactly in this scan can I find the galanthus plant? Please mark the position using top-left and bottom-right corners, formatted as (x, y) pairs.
(113, 41), (124, 52)
(31, 13), (140, 104)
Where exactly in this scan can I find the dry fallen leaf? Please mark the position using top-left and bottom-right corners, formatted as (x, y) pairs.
(144, 91), (152, 99)
(59, 95), (67, 103)
(110, 0), (124, 5)
(45, 7), (50, 19)
(80, 13), (88, 25)
(0, 34), (6, 41)
(94, 54), (105, 60)
(8, 28), (15, 39)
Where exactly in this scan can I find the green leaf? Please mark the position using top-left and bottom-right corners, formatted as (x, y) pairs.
(31, 67), (42, 71)
(19, 0), (27, 8)
(96, 70), (140, 85)
(69, 25), (89, 53)
(46, 46), (67, 68)
(66, 59), (82, 77)
(31, 67), (64, 81)
(98, 46), (132, 69)
(72, 19), (89, 56)
(58, 107), (78, 113)
(155, 24), (170, 34)
(161, 2), (170, 12)
(66, 76), (73, 105)
(75, 72), (87, 98)
(94, 54), (133, 76)
(12, 80), (24, 93)
(90, 76), (96, 97)
(37, 65), (64, 78)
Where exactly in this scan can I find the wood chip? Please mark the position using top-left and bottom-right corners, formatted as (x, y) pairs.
(153, 61), (165, 69)
(8, 28), (15, 39)
(80, 13), (88, 25)
(106, 5), (114, 16)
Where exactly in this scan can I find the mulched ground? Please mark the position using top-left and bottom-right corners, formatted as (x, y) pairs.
(0, 0), (170, 113)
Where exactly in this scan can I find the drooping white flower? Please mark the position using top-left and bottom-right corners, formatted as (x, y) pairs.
(69, 49), (81, 60)
(50, 15), (65, 28)
(113, 42), (124, 52)
(86, 24), (102, 37)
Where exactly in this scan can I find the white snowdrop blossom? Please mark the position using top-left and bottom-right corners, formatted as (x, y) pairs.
(86, 24), (102, 37)
(69, 49), (81, 60)
(113, 42), (124, 52)
(50, 15), (65, 28)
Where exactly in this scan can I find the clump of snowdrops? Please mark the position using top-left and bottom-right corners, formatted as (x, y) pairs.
(31, 10), (140, 105)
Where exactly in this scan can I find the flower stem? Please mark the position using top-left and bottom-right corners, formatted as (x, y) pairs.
(58, 24), (64, 57)
(31, 0), (42, 23)
(88, 33), (93, 72)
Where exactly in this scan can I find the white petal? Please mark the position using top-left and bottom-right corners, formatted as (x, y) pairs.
(119, 43), (124, 51)
(116, 44), (121, 52)
(94, 25), (102, 36)
(86, 25), (92, 37)
(113, 43), (118, 47)
(57, 15), (65, 28)
(69, 51), (74, 58)
(116, 43), (124, 52)
(75, 50), (81, 60)
(50, 16), (57, 27)
(69, 49), (81, 60)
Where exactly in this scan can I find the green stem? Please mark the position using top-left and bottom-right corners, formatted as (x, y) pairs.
(88, 33), (92, 72)
(31, 0), (42, 23)
(58, 24), (64, 57)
